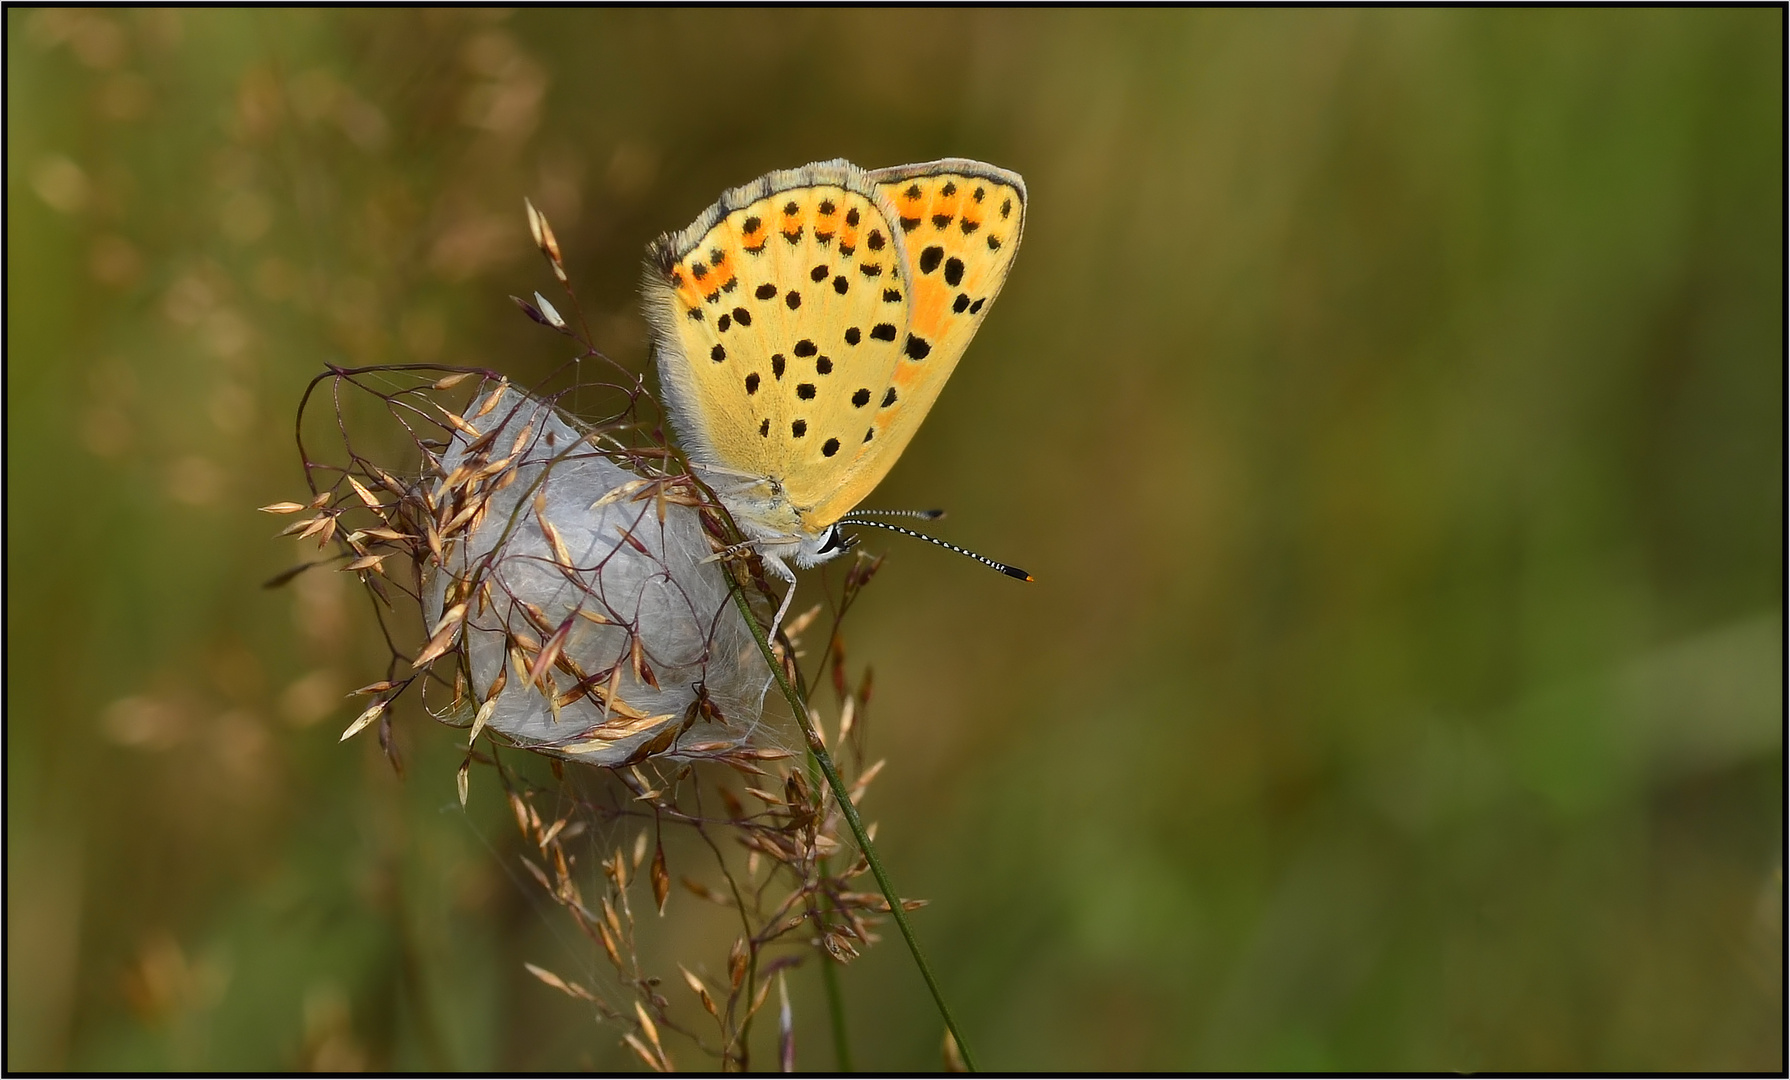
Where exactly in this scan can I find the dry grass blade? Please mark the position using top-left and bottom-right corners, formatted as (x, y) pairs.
(621, 1032), (667, 1073)
(681, 877), (733, 907)
(339, 698), (387, 742)
(347, 475), (381, 508)
(651, 841), (670, 915)
(679, 966), (718, 1017)
(727, 938), (748, 993)
(527, 616), (575, 689)
(519, 856), (552, 893)
(540, 515), (573, 567)
(633, 1001), (669, 1069)
(944, 1029), (967, 1072)
(473, 378), (510, 418)
(411, 617), (461, 670)
(468, 698), (496, 745)
(525, 962), (599, 1002)
(595, 916), (624, 971)
(589, 477), (655, 511)
(295, 514), (333, 541)
(437, 403), (483, 438)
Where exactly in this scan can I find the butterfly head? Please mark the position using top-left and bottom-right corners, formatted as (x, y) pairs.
(792, 522), (858, 568)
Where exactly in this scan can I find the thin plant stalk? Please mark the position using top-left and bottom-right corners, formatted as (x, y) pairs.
(820, 945), (853, 1071)
(803, 749), (855, 1072)
(725, 566), (980, 1073)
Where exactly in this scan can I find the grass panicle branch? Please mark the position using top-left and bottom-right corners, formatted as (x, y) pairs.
(269, 199), (976, 1071)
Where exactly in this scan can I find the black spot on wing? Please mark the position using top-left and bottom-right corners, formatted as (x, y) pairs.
(822, 438), (840, 457)
(756, 283), (777, 300)
(919, 246), (944, 274)
(944, 258), (964, 286)
(711, 344), (726, 363)
(904, 335), (931, 360)
(852, 388), (870, 407)
(794, 339), (817, 357)
(870, 323), (896, 341)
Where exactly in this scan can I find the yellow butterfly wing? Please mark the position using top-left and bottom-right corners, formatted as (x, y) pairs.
(643, 158), (1024, 537)
(643, 160), (915, 524)
(803, 159), (1026, 528)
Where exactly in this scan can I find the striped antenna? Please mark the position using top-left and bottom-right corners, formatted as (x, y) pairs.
(848, 508), (946, 521)
(836, 517), (1033, 581)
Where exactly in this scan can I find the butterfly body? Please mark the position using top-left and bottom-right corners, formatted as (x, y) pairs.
(642, 158), (1025, 604)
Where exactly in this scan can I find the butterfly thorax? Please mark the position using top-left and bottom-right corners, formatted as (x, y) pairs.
(709, 473), (844, 570)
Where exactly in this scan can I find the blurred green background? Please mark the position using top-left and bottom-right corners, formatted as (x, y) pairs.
(7, 8), (1782, 1072)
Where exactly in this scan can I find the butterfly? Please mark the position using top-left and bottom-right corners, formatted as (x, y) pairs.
(642, 158), (1029, 629)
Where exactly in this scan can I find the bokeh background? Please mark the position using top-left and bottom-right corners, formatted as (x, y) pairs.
(7, 8), (1782, 1072)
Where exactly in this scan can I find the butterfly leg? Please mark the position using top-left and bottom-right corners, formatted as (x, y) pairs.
(759, 551), (799, 642)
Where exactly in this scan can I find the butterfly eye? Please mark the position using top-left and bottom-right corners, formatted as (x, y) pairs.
(817, 526), (847, 554)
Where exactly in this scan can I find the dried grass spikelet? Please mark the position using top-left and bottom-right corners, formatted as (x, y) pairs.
(273, 190), (932, 1069)
(421, 385), (770, 765)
